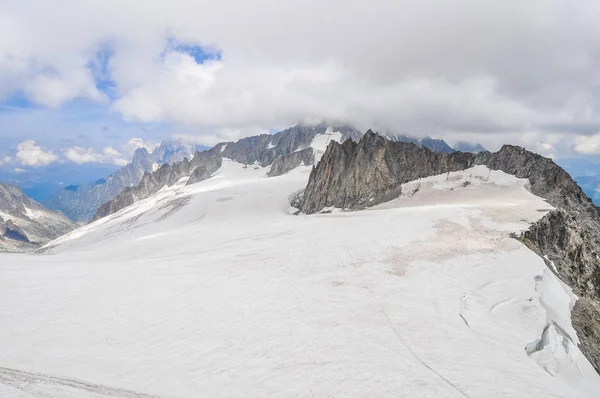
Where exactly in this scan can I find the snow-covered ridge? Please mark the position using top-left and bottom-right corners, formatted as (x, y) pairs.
(308, 128), (343, 163)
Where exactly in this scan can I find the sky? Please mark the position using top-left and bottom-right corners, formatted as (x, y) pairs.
(3, 0), (600, 190)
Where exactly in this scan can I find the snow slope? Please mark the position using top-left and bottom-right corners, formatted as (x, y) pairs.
(308, 127), (343, 163)
(1, 161), (599, 397)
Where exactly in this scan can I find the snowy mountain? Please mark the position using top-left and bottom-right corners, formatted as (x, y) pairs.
(45, 141), (199, 221)
(1, 130), (600, 396)
(88, 125), (485, 223)
(0, 183), (76, 252)
(91, 123), (362, 221)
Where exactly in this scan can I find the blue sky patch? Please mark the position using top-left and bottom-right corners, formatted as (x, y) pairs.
(162, 37), (222, 64)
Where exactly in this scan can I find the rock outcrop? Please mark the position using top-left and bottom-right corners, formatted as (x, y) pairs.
(268, 148), (315, 177)
(186, 153), (224, 185)
(300, 131), (476, 213)
(300, 132), (586, 214)
(573, 298), (600, 373)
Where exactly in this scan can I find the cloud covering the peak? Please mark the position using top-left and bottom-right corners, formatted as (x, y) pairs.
(3, 1), (600, 153)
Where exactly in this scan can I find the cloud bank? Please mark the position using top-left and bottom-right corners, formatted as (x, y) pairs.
(3, 1), (600, 154)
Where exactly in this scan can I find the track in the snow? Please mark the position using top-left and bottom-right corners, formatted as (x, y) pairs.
(0, 366), (162, 397)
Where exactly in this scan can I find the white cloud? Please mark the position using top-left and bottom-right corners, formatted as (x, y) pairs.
(13, 168), (25, 174)
(120, 137), (157, 158)
(64, 146), (127, 165)
(103, 146), (121, 157)
(63, 138), (159, 166)
(16, 140), (57, 167)
(24, 70), (107, 108)
(3, 1), (600, 152)
(172, 127), (269, 147)
(574, 133), (600, 155)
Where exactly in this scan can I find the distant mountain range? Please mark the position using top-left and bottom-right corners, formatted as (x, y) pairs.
(384, 134), (486, 153)
(0, 183), (76, 252)
(44, 141), (201, 221)
(3, 125), (488, 225)
(90, 124), (487, 222)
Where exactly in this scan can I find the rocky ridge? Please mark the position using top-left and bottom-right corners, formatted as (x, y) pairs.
(300, 131), (477, 213)
(268, 147), (315, 177)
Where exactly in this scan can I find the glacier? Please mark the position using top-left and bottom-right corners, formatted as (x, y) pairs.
(0, 160), (599, 397)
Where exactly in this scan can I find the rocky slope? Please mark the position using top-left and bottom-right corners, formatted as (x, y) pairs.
(0, 183), (76, 252)
(45, 141), (198, 222)
(268, 147), (315, 177)
(300, 131), (579, 214)
(297, 130), (600, 374)
(300, 131), (477, 213)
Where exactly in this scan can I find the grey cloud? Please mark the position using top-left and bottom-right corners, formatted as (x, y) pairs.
(3, 1), (600, 155)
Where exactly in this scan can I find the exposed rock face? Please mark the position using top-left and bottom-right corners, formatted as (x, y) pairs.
(186, 154), (223, 185)
(45, 141), (199, 221)
(475, 145), (587, 207)
(92, 151), (222, 221)
(268, 148), (315, 177)
(523, 209), (600, 297)
(0, 183), (76, 252)
(573, 298), (600, 373)
(297, 130), (600, 374)
(3, 219), (29, 242)
(300, 133), (586, 214)
(521, 202), (600, 373)
(300, 131), (476, 213)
